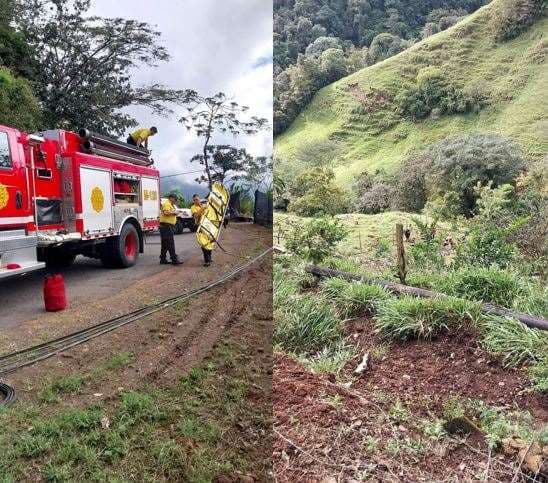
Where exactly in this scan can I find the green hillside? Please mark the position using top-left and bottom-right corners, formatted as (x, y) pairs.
(275, 0), (548, 187)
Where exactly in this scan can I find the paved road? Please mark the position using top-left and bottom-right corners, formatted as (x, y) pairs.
(0, 231), (197, 329)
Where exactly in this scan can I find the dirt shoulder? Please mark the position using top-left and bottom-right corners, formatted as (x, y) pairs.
(274, 319), (547, 482)
(0, 224), (272, 482)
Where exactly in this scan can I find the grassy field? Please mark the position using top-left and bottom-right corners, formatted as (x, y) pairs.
(275, 211), (453, 260)
(275, 0), (548, 187)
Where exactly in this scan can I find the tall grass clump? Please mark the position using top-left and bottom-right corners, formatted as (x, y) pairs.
(375, 296), (480, 341)
(274, 294), (343, 355)
(481, 316), (548, 366)
(321, 278), (389, 318)
(322, 256), (363, 275)
(443, 267), (524, 306)
(301, 340), (357, 376)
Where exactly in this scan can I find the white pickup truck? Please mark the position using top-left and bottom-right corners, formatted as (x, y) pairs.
(160, 198), (198, 234)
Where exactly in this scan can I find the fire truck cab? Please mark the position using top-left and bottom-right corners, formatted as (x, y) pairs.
(0, 125), (160, 279)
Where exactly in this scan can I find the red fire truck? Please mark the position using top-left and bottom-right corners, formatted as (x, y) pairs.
(0, 126), (160, 279)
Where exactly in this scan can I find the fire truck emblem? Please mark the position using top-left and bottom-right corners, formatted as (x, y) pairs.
(90, 187), (104, 213)
(0, 184), (8, 210)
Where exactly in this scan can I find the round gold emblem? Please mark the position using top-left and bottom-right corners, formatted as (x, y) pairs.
(0, 184), (9, 210)
(90, 187), (104, 213)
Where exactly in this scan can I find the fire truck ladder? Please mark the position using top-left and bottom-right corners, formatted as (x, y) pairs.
(0, 247), (272, 404)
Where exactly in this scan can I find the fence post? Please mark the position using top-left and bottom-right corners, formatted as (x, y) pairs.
(395, 223), (407, 285)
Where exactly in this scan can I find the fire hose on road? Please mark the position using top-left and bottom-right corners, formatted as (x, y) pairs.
(0, 247), (272, 406)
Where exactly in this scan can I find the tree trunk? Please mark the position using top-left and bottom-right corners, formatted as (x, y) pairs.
(306, 265), (548, 331)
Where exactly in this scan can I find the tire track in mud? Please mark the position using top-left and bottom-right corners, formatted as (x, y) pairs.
(141, 266), (263, 386)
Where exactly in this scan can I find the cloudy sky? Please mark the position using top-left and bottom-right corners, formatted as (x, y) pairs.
(88, 0), (273, 185)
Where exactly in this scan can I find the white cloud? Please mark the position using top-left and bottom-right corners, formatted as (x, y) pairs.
(87, 0), (273, 184)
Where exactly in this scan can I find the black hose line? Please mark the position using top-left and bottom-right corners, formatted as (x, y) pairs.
(0, 382), (16, 406)
(0, 247), (272, 377)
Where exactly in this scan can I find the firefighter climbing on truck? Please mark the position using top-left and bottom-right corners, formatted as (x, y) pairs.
(127, 126), (158, 150)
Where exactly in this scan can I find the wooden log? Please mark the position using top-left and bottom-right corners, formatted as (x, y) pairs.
(306, 265), (548, 331)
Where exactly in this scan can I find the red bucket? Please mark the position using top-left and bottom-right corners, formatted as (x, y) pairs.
(43, 274), (67, 312)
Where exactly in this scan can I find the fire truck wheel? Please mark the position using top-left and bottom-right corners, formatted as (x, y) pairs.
(45, 249), (76, 269)
(104, 223), (140, 268)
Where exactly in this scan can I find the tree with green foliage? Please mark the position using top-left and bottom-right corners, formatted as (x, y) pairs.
(14, 0), (189, 135)
(288, 167), (348, 216)
(0, 67), (41, 130)
(0, 0), (37, 79)
(285, 216), (348, 263)
(179, 91), (268, 188)
(426, 133), (526, 216)
(190, 145), (255, 186)
(491, 0), (545, 42)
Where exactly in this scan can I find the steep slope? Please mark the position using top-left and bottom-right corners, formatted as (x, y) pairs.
(275, 0), (547, 187)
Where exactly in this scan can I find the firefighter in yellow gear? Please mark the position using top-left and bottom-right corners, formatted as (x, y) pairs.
(127, 126), (158, 150)
(159, 193), (183, 265)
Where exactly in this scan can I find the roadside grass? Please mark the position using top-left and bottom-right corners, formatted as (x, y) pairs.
(320, 277), (390, 319)
(374, 296), (481, 341)
(0, 336), (269, 481)
(274, 293), (343, 355)
(481, 315), (548, 367)
(299, 340), (357, 376)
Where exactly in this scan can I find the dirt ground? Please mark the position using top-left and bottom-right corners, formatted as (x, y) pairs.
(0, 224), (273, 481)
(273, 318), (547, 482)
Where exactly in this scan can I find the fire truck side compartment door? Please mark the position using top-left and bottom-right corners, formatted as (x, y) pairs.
(141, 176), (159, 221)
(79, 166), (113, 233)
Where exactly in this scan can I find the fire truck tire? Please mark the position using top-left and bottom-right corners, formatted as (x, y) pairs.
(104, 223), (140, 268)
(45, 249), (77, 269)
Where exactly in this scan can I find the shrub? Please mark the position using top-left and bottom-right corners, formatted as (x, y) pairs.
(395, 67), (478, 120)
(321, 278), (389, 318)
(481, 316), (548, 366)
(284, 216), (348, 263)
(368, 33), (410, 64)
(491, 0), (545, 42)
(426, 133), (526, 215)
(456, 227), (517, 268)
(356, 182), (396, 214)
(444, 267), (523, 306)
(0, 67), (41, 131)
(274, 294), (343, 354)
(288, 167), (348, 216)
(375, 296), (479, 340)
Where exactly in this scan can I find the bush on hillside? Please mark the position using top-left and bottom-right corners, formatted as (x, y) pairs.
(288, 167), (348, 216)
(395, 67), (485, 120)
(491, 0), (545, 42)
(392, 154), (432, 212)
(284, 216), (348, 264)
(355, 183), (396, 214)
(0, 67), (41, 131)
(368, 33), (411, 64)
(426, 133), (526, 215)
